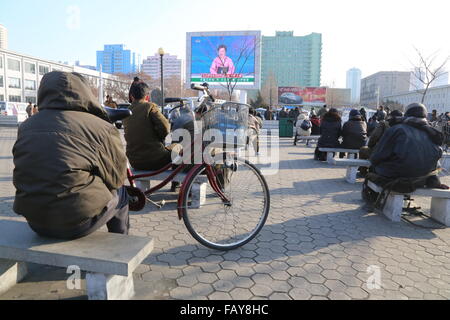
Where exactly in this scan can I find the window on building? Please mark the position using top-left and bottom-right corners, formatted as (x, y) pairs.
(0, 75), (3, 87)
(25, 62), (36, 74)
(8, 77), (21, 89)
(9, 95), (22, 102)
(0, 57), (3, 69)
(25, 96), (37, 104)
(8, 58), (21, 72)
(25, 80), (36, 90)
(39, 65), (50, 75)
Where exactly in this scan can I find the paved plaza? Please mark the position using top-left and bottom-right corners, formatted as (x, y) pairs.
(1, 126), (450, 300)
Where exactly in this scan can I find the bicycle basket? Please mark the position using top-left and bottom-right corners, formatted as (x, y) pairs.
(202, 102), (249, 148)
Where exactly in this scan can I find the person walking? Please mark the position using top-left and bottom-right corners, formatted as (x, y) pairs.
(26, 102), (33, 118)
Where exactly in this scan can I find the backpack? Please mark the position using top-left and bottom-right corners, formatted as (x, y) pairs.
(300, 120), (312, 131)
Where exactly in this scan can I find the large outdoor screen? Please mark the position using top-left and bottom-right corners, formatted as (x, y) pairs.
(186, 31), (261, 90)
(278, 87), (327, 106)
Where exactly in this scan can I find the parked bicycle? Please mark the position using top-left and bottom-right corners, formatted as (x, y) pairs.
(112, 83), (270, 251)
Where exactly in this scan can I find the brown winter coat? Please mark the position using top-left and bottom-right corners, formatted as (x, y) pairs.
(13, 71), (127, 233)
(123, 101), (172, 170)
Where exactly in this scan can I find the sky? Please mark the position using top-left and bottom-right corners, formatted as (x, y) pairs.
(1, 0), (449, 88)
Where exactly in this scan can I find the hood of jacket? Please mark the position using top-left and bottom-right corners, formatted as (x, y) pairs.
(322, 111), (341, 122)
(404, 117), (444, 146)
(38, 71), (109, 122)
(297, 113), (309, 121)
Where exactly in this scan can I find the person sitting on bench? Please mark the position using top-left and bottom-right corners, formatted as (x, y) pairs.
(367, 103), (448, 192)
(13, 71), (130, 240)
(124, 81), (180, 171)
(315, 108), (342, 161)
(340, 109), (367, 159)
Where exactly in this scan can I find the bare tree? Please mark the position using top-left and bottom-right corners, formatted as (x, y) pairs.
(410, 47), (449, 103)
(261, 71), (278, 107)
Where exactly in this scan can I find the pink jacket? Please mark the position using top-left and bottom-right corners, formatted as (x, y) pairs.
(210, 57), (235, 75)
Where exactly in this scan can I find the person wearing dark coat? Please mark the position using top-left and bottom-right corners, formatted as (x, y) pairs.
(367, 115), (379, 137)
(13, 71), (129, 240)
(279, 108), (289, 119)
(310, 114), (321, 136)
(341, 110), (368, 151)
(370, 103), (444, 183)
(360, 108), (368, 123)
(264, 109), (274, 120)
(315, 108), (342, 161)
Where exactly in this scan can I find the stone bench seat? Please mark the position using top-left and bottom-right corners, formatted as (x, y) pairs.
(0, 220), (154, 300)
(330, 159), (371, 184)
(367, 181), (450, 226)
(319, 148), (360, 164)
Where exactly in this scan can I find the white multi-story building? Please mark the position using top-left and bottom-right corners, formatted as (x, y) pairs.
(360, 71), (412, 108)
(0, 48), (128, 104)
(0, 24), (7, 50)
(142, 53), (183, 80)
(432, 71), (449, 88)
(384, 85), (450, 115)
(346, 68), (361, 104)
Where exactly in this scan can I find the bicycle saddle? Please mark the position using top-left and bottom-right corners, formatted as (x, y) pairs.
(104, 107), (132, 123)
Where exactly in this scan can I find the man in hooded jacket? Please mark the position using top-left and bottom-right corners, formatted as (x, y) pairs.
(370, 103), (444, 185)
(13, 71), (129, 240)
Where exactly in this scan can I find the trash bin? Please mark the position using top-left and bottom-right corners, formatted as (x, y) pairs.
(279, 118), (295, 138)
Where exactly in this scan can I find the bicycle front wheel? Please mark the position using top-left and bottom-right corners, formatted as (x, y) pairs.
(181, 158), (270, 251)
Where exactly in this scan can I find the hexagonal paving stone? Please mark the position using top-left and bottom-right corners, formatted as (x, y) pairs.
(176, 275), (198, 287)
(232, 276), (255, 289)
(209, 292), (232, 300)
(251, 284), (274, 297)
(289, 288), (312, 300)
(191, 283), (214, 297)
(217, 270), (238, 281)
(230, 288), (253, 300)
(213, 280), (235, 292)
(269, 293), (292, 300)
(170, 287), (194, 300)
(197, 273), (219, 284)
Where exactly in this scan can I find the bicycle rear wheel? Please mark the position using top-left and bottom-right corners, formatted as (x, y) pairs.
(181, 157), (270, 251)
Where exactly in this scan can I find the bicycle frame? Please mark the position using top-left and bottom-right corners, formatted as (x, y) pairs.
(126, 131), (232, 220)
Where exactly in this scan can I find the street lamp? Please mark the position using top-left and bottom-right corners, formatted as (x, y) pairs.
(158, 47), (165, 108)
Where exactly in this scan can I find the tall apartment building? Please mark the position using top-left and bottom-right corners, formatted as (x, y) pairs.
(142, 53), (183, 80)
(360, 71), (411, 107)
(346, 68), (362, 104)
(261, 31), (322, 89)
(0, 48), (127, 104)
(96, 44), (140, 74)
(0, 24), (8, 50)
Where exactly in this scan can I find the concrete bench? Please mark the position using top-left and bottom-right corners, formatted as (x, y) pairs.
(367, 181), (450, 226)
(331, 159), (371, 184)
(0, 220), (154, 300)
(295, 135), (320, 146)
(319, 148), (360, 164)
(132, 169), (207, 208)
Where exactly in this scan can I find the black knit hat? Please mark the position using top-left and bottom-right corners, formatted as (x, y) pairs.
(405, 103), (428, 119)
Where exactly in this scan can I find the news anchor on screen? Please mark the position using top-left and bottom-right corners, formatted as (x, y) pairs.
(210, 44), (236, 75)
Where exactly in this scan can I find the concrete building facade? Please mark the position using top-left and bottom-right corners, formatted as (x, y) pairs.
(0, 48), (128, 104)
(142, 53), (183, 80)
(346, 68), (361, 104)
(0, 24), (7, 50)
(360, 71), (411, 108)
(261, 31), (322, 89)
(384, 85), (450, 115)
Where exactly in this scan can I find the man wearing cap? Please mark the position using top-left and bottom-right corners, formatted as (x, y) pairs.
(369, 103), (445, 188)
